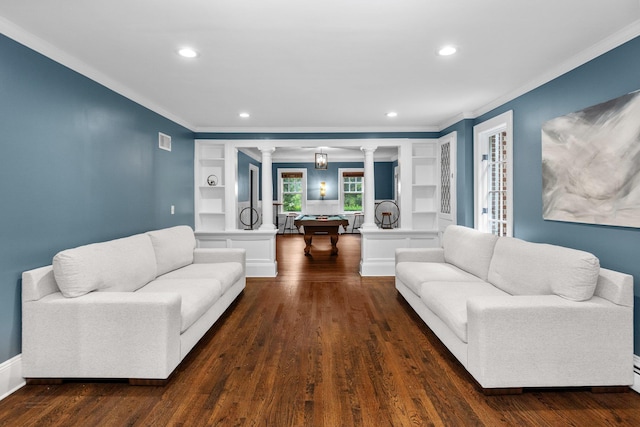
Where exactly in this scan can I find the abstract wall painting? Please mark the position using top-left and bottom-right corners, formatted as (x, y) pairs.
(541, 90), (640, 228)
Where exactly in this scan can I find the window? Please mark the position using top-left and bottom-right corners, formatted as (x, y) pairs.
(438, 131), (457, 226)
(278, 169), (306, 213)
(474, 111), (513, 236)
(340, 169), (364, 212)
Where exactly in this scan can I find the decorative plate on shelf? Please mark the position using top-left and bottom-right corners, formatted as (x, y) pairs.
(206, 174), (218, 186)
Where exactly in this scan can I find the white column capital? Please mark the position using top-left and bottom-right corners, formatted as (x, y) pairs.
(259, 146), (276, 155)
(360, 146), (378, 155)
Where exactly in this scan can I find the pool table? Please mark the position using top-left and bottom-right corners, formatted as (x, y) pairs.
(294, 214), (349, 255)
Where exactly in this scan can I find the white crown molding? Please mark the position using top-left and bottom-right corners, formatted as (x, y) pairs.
(0, 16), (195, 131)
(3, 13), (639, 136)
(238, 147), (262, 163)
(192, 125), (440, 134)
(437, 112), (476, 132)
(436, 19), (640, 131)
(468, 19), (640, 123)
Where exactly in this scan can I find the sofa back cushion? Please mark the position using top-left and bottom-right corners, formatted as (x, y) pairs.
(53, 234), (157, 298)
(487, 236), (600, 301)
(443, 225), (499, 281)
(147, 226), (196, 276)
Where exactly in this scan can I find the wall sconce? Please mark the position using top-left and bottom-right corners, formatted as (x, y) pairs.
(315, 152), (328, 169)
(320, 181), (326, 199)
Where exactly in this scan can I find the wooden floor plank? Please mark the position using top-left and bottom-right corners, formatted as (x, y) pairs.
(1, 234), (639, 426)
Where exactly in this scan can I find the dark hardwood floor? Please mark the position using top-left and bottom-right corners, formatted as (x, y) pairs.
(1, 233), (639, 426)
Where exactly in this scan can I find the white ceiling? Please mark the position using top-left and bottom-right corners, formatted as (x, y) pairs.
(1, 0), (639, 134)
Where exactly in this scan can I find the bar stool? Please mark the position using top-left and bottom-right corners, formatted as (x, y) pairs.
(273, 203), (282, 229)
(281, 212), (298, 234)
(350, 212), (364, 233)
(380, 211), (393, 229)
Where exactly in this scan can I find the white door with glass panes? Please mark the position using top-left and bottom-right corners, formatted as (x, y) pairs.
(474, 111), (513, 237)
(438, 132), (457, 232)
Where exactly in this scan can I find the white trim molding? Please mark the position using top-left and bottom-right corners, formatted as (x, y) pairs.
(359, 229), (440, 276)
(194, 125), (439, 133)
(0, 16), (193, 131)
(196, 230), (278, 277)
(632, 354), (640, 394)
(437, 20), (640, 131)
(0, 354), (25, 401)
(473, 110), (514, 237)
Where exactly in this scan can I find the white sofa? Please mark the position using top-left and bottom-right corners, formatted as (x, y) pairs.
(395, 225), (634, 392)
(22, 225), (245, 384)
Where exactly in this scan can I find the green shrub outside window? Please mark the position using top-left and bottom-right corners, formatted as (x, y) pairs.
(283, 177), (302, 212)
(343, 176), (363, 211)
(343, 193), (362, 211)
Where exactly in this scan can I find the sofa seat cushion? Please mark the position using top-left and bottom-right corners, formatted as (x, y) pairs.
(138, 278), (222, 333)
(420, 281), (510, 343)
(147, 226), (196, 276)
(395, 262), (484, 296)
(53, 234), (157, 298)
(155, 263), (243, 294)
(488, 236), (600, 301)
(443, 225), (499, 281)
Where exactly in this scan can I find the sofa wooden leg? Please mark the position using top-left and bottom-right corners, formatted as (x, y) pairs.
(25, 378), (64, 385)
(481, 387), (523, 396)
(590, 386), (629, 393)
(129, 378), (169, 386)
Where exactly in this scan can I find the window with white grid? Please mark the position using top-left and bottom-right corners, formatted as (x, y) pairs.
(279, 170), (306, 213)
(340, 169), (364, 212)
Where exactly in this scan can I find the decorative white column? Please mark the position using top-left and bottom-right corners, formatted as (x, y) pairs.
(259, 147), (276, 230)
(360, 146), (377, 229)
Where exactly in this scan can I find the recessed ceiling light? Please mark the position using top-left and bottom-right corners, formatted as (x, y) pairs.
(177, 47), (198, 58)
(386, 111), (398, 118)
(239, 112), (250, 118)
(437, 45), (457, 56)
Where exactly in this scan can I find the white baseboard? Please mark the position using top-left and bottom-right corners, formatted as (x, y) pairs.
(246, 261), (277, 277)
(0, 354), (25, 401)
(632, 355), (640, 394)
(359, 259), (395, 276)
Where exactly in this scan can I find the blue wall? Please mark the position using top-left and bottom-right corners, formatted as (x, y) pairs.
(374, 162), (395, 200)
(271, 161), (394, 203)
(440, 119), (474, 227)
(449, 36), (640, 353)
(237, 151), (262, 202)
(0, 35), (194, 363)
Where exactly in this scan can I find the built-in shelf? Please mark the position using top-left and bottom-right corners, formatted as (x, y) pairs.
(411, 142), (439, 231)
(195, 141), (226, 231)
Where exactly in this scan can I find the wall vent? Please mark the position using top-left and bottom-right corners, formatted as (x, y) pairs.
(158, 132), (172, 151)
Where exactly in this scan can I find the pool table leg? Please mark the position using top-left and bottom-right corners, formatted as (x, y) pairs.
(303, 235), (312, 255)
(330, 235), (339, 255)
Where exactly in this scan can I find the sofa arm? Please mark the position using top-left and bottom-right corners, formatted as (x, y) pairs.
(466, 295), (634, 389)
(193, 248), (246, 266)
(395, 248), (444, 264)
(22, 292), (182, 379)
